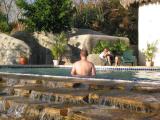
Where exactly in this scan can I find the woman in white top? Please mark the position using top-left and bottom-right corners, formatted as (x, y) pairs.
(99, 48), (120, 66)
(99, 48), (113, 65)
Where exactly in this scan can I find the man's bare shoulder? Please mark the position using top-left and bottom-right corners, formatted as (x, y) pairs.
(88, 61), (94, 66)
(73, 60), (94, 66)
(72, 61), (81, 67)
(74, 61), (81, 65)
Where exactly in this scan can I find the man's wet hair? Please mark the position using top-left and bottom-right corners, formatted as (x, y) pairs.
(104, 48), (109, 51)
(80, 49), (88, 57)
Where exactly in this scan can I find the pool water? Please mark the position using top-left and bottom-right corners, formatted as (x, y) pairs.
(0, 67), (160, 81)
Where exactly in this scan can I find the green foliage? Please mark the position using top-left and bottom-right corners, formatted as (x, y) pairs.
(92, 41), (111, 54)
(51, 32), (67, 60)
(92, 39), (129, 55)
(73, 1), (105, 30)
(0, 12), (11, 33)
(143, 41), (158, 61)
(110, 39), (129, 55)
(16, 0), (73, 33)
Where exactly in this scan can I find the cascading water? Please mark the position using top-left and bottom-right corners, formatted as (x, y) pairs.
(0, 100), (6, 112)
(39, 111), (64, 120)
(7, 103), (27, 118)
(0, 74), (159, 119)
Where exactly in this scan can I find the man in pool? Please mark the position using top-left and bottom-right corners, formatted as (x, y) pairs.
(71, 49), (96, 77)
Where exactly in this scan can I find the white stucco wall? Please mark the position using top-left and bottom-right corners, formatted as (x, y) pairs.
(139, 3), (160, 66)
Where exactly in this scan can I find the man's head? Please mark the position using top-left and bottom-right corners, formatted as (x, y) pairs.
(80, 49), (88, 58)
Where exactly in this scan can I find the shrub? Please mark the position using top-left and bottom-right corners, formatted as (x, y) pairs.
(92, 41), (111, 54)
(51, 32), (67, 60)
(110, 39), (129, 55)
(72, 0), (105, 30)
(92, 39), (129, 55)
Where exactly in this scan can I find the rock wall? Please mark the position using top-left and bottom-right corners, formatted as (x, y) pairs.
(0, 29), (130, 65)
(87, 54), (105, 66)
(0, 33), (30, 65)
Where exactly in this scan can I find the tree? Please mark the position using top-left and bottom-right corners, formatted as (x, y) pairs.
(0, 0), (14, 24)
(72, 0), (105, 30)
(0, 11), (11, 32)
(16, 0), (74, 33)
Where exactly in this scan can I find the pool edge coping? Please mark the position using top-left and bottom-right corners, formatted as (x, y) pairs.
(0, 72), (160, 86)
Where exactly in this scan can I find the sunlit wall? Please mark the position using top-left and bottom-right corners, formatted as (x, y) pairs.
(139, 3), (160, 66)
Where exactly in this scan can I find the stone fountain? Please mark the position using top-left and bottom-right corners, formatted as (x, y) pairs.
(0, 75), (159, 120)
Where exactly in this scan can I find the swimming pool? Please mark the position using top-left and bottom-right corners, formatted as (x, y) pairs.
(0, 66), (160, 83)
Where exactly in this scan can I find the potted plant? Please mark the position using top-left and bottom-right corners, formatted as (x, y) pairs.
(143, 41), (158, 67)
(51, 32), (67, 66)
(19, 52), (28, 65)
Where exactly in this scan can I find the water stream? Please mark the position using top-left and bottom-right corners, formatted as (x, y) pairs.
(0, 76), (159, 120)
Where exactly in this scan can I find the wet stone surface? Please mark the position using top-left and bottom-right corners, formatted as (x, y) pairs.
(0, 76), (159, 120)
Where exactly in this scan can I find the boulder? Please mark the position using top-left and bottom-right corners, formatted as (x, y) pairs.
(69, 28), (104, 37)
(87, 54), (105, 66)
(0, 33), (30, 65)
(33, 31), (54, 49)
(68, 29), (130, 54)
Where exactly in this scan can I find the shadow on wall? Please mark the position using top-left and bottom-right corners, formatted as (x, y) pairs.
(12, 31), (53, 64)
(67, 44), (81, 63)
(138, 51), (145, 66)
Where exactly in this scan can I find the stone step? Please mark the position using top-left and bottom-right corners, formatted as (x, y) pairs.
(12, 86), (160, 113)
(0, 94), (158, 119)
(3, 75), (160, 92)
(13, 85), (91, 95)
(2, 84), (160, 113)
(71, 106), (160, 120)
(0, 83), (6, 89)
(13, 86), (93, 104)
(41, 80), (76, 88)
(0, 104), (159, 120)
(89, 90), (160, 113)
(0, 95), (64, 119)
(89, 83), (160, 93)
(3, 77), (77, 89)
(0, 77), (6, 83)
(131, 85), (160, 93)
(0, 95), (90, 120)
(0, 96), (48, 108)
